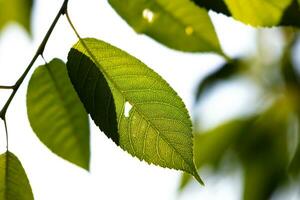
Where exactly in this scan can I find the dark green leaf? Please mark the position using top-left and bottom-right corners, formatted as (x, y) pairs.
(66, 50), (119, 144)
(281, 0), (300, 27)
(0, 151), (33, 200)
(27, 58), (90, 170)
(108, 0), (224, 54)
(289, 140), (300, 176)
(67, 38), (203, 184)
(191, 0), (230, 15)
(195, 59), (241, 102)
(0, 0), (33, 34)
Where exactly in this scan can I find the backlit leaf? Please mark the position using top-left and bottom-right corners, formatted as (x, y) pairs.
(192, 0), (300, 27)
(0, 151), (33, 200)
(224, 0), (293, 26)
(67, 38), (203, 184)
(27, 59), (90, 170)
(0, 0), (33, 33)
(108, 0), (223, 55)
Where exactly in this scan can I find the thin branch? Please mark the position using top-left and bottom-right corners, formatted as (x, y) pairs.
(0, 0), (69, 120)
(0, 86), (14, 90)
(3, 118), (9, 151)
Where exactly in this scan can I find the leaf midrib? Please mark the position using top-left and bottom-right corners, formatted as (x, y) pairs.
(44, 64), (84, 157)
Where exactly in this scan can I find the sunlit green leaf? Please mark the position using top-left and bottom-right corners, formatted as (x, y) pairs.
(192, 0), (300, 27)
(27, 59), (90, 170)
(67, 38), (203, 184)
(179, 118), (253, 190)
(0, 0), (33, 33)
(108, 0), (223, 55)
(0, 151), (33, 200)
(224, 0), (292, 26)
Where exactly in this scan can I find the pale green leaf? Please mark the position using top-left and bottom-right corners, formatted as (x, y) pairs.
(0, 0), (33, 33)
(224, 0), (293, 26)
(0, 151), (33, 200)
(27, 58), (90, 170)
(108, 0), (223, 54)
(67, 38), (203, 184)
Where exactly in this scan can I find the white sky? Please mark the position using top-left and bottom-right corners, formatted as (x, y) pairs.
(0, 0), (258, 199)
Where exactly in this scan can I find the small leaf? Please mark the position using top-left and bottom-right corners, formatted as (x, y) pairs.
(67, 38), (203, 184)
(0, 0), (33, 34)
(27, 58), (90, 170)
(195, 59), (241, 102)
(224, 0), (293, 26)
(108, 0), (223, 54)
(0, 151), (33, 200)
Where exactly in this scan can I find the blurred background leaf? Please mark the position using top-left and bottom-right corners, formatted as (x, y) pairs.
(180, 27), (300, 199)
(108, 0), (224, 55)
(0, 0), (33, 34)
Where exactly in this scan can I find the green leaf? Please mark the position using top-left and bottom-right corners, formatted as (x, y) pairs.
(191, 0), (230, 15)
(108, 0), (223, 55)
(67, 38), (203, 184)
(192, 0), (300, 27)
(179, 118), (253, 190)
(66, 49), (119, 144)
(0, 0), (33, 34)
(27, 58), (90, 170)
(280, 0), (300, 27)
(234, 101), (290, 200)
(0, 151), (33, 200)
(224, 0), (293, 26)
(195, 59), (241, 102)
(289, 141), (300, 176)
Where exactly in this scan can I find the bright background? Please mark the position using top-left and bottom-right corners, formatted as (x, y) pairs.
(0, 0), (257, 199)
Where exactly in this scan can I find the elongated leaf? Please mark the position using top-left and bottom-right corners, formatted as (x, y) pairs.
(0, 151), (33, 200)
(67, 38), (203, 184)
(108, 0), (223, 55)
(27, 59), (90, 170)
(0, 0), (33, 33)
(224, 0), (292, 26)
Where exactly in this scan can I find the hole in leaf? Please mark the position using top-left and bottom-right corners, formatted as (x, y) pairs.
(143, 8), (155, 23)
(124, 101), (133, 117)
